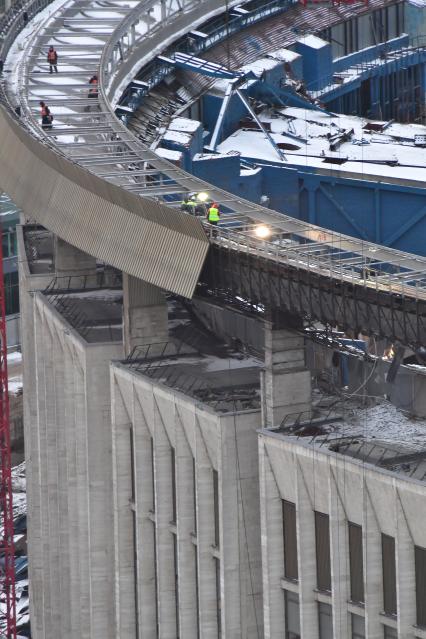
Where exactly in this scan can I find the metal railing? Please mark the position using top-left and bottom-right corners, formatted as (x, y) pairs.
(2, 0), (426, 329)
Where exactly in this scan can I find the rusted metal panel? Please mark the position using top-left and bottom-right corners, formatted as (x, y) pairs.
(0, 107), (209, 298)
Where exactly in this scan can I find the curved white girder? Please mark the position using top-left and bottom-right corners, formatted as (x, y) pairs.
(2, 0), (426, 305)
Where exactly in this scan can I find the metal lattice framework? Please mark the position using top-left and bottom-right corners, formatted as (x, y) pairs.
(0, 0), (426, 346)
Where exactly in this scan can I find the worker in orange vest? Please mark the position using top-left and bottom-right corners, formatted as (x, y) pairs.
(47, 46), (58, 74)
(88, 74), (99, 98)
(39, 101), (53, 129)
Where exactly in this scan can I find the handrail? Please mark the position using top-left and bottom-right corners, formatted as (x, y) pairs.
(2, 0), (426, 313)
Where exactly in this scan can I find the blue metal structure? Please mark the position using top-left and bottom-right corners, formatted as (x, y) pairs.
(149, 28), (426, 256)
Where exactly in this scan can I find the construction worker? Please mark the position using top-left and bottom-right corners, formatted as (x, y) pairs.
(88, 74), (98, 99)
(40, 101), (53, 129)
(181, 194), (197, 215)
(207, 202), (220, 224)
(47, 46), (58, 74)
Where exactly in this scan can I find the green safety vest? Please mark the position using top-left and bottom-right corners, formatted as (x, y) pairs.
(187, 200), (197, 207)
(208, 206), (219, 222)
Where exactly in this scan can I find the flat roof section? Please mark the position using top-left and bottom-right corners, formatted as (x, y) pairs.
(267, 394), (426, 482)
(124, 299), (262, 413)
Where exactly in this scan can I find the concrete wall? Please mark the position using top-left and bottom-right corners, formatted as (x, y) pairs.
(17, 225), (55, 639)
(27, 293), (123, 639)
(258, 431), (426, 639)
(110, 363), (263, 638)
(18, 223), (124, 639)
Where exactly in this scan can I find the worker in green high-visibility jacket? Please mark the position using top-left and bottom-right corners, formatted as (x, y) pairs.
(181, 195), (197, 214)
(207, 202), (220, 225)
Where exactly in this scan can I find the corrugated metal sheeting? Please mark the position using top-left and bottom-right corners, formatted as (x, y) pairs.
(0, 108), (209, 298)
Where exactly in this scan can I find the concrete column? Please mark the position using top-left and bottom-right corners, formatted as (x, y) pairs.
(329, 466), (350, 639)
(44, 319), (62, 637)
(52, 327), (72, 639)
(263, 322), (311, 428)
(54, 237), (97, 277)
(296, 460), (319, 639)
(258, 436), (285, 639)
(194, 422), (217, 638)
(364, 487), (382, 639)
(73, 353), (92, 639)
(396, 493), (416, 639)
(219, 416), (241, 638)
(33, 302), (51, 639)
(133, 392), (157, 637)
(63, 341), (81, 639)
(17, 225), (53, 639)
(153, 398), (176, 639)
(86, 346), (119, 637)
(111, 382), (136, 639)
(175, 410), (198, 638)
(123, 275), (168, 356)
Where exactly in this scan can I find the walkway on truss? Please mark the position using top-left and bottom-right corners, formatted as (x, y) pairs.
(1, 0), (426, 346)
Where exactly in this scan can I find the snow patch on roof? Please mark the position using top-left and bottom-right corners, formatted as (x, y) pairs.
(161, 129), (192, 146)
(155, 147), (183, 161)
(169, 117), (201, 133)
(297, 34), (329, 49)
(239, 57), (281, 77)
(268, 48), (301, 63)
(193, 151), (240, 161)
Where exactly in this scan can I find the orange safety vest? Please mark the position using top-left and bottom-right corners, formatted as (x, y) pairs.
(47, 50), (56, 62)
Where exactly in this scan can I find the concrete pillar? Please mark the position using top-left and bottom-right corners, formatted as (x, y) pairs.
(17, 225), (53, 639)
(296, 460), (319, 639)
(54, 237), (97, 278)
(194, 422), (217, 638)
(329, 466), (350, 639)
(258, 436), (285, 639)
(123, 275), (168, 356)
(63, 341), (81, 639)
(153, 399), (176, 639)
(52, 327), (72, 639)
(73, 353), (92, 639)
(396, 493), (416, 639)
(263, 322), (311, 428)
(219, 416), (241, 638)
(175, 410), (198, 638)
(133, 392), (157, 637)
(364, 487), (382, 639)
(111, 383), (136, 639)
(86, 347), (118, 637)
(33, 302), (52, 639)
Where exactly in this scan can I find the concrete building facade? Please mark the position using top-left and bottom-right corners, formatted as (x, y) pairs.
(259, 428), (426, 639)
(18, 226), (426, 639)
(110, 355), (263, 638)
(19, 222), (265, 639)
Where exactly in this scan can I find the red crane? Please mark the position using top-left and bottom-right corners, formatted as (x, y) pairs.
(0, 231), (16, 639)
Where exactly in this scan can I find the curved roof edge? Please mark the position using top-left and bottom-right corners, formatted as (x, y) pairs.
(0, 107), (209, 298)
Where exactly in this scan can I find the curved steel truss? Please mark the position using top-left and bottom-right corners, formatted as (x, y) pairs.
(1, 0), (426, 344)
